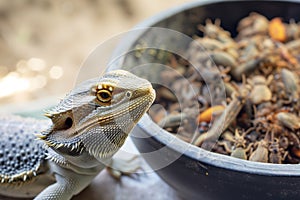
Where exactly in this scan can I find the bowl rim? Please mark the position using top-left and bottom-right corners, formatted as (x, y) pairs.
(110, 0), (300, 176)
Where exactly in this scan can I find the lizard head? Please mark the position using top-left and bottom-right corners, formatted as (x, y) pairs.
(38, 70), (155, 165)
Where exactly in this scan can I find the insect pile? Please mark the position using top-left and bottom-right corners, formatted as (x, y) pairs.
(150, 13), (300, 164)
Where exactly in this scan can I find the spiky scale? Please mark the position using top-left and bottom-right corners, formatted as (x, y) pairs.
(0, 115), (50, 184)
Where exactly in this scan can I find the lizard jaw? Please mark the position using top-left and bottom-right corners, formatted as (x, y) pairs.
(37, 129), (85, 156)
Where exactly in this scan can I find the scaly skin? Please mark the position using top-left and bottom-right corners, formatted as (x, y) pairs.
(0, 70), (155, 200)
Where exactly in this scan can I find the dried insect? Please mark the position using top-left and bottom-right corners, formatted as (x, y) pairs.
(238, 39), (259, 63)
(210, 51), (238, 69)
(197, 105), (225, 123)
(248, 75), (273, 105)
(249, 131), (276, 163)
(198, 19), (235, 45)
(268, 131), (288, 164)
(276, 112), (300, 131)
(220, 129), (253, 160)
(237, 12), (269, 38)
(269, 18), (286, 42)
(249, 138), (269, 163)
(281, 68), (299, 100)
(285, 19), (300, 41)
(230, 57), (262, 81)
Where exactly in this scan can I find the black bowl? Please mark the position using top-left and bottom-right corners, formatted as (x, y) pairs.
(109, 1), (300, 199)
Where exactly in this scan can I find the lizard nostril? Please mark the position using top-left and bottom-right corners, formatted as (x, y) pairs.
(65, 117), (73, 129)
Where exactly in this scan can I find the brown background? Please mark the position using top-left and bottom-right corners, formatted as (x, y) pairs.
(0, 0), (192, 106)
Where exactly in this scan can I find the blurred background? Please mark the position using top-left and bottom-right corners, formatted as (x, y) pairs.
(0, 0), (192, 112)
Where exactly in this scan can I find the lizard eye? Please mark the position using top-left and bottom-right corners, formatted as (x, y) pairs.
(97, 89), (112, 103)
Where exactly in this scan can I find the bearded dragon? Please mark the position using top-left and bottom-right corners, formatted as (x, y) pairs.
(0, 70), (155, 200)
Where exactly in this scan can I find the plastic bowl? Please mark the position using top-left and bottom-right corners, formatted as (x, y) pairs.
(109, 1), (300, 199)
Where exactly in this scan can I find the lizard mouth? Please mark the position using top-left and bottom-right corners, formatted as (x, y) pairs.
(37, 130), (85, 156)
(52, 141), (85, 156)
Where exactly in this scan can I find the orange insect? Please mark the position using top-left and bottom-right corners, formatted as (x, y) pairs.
(269, 17), (286, 42)
(197, 105), (225, 123)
